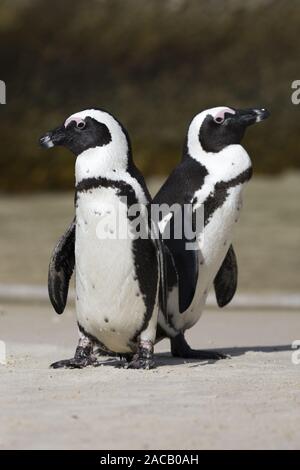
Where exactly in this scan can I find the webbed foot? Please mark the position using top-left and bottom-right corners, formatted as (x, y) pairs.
(171, 333), (230, 360)
(123, 341), (155, 370)
(50, 345), (97, 369)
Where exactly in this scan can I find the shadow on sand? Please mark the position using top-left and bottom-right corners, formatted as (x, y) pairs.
(91, 344), (292, 368)
(155, 344), (292, 366)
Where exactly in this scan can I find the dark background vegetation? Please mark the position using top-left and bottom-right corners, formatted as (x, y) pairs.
(0, 0), (299, 192)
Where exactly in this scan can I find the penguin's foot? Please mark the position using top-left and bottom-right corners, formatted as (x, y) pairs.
(124, 341), (155, 370)
(171, 333), (230, 360)
(50, 345), (97, 369)
(50, 356), (97, 369)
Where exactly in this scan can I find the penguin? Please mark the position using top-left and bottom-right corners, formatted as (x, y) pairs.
(154, 106), (270, 359)
(39, 108), (166, 369)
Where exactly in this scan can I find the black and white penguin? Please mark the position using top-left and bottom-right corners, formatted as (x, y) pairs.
(154, 106), (270, 359)
(39, 108), (166, 369)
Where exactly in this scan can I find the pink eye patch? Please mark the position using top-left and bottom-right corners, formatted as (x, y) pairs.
(213, 108), (235, 123)
(64, 116), (85, 128)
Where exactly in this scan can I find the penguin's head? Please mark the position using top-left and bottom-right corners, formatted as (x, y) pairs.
(39, 109), (132, 174)
(187, 106), (270, 155)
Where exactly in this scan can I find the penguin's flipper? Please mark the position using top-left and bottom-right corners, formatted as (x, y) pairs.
(163, 207), (199, 314)
(171, 333), (230, 360)
(172, 243), (198, 314)
(48, 219), (75, 314)
(214, 244), (238, 308)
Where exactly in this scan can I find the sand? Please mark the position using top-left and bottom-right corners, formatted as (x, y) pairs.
(1, 301), (300, 450)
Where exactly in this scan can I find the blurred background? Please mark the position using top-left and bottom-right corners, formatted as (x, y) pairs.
(1, 2), (300, 451)
(0, 0), (299, 296)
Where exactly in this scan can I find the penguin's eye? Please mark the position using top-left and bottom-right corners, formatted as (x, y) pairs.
(76, 120), (86, 130)
(214, 116), (224, 124)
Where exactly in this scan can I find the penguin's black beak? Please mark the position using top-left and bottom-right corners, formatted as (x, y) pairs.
(253, 108), (270, 122)
(232, 108), (270, 127)
(39, 126), (66, 148)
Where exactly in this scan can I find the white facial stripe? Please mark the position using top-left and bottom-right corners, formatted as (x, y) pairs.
(213, 107), (235, 122)
(187, 106), (252, 183)
(64, 109), (128, 149)
(65, 109), (124, 134)
(187, 107), (230, 159)
(65, 109), (130, 182)
(64, 116), (84, 127)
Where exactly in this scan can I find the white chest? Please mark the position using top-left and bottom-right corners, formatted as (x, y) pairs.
(75, 187), (146, 353)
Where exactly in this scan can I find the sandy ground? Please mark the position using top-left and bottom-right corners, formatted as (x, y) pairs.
(1, 301), (300, 450)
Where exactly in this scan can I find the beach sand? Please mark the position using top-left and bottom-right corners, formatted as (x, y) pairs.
(1, 301), (300, 450)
